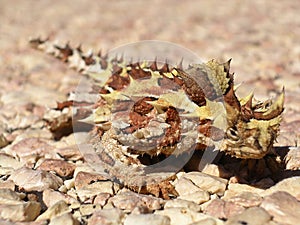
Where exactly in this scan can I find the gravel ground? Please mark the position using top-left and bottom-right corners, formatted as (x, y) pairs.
(0, 1), (300, 225)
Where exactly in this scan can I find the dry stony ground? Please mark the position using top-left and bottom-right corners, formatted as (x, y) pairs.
(0, 1), (300, 225)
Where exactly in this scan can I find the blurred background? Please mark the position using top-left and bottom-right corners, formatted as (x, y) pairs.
(0, 0), (299, 145)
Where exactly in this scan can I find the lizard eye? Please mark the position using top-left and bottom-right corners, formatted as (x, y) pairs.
(226, 128), (240, 141)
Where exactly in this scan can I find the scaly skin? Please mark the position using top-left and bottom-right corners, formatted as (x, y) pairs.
(30, 37), (284, 198)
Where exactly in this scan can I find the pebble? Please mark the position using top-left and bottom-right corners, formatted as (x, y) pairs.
(155, 208), (223, 225)
(261, 191), (300, 225)
(109, 190), (164, 212)
(225, 207), (271, 225)
(36, 200), (71, 221)
(0, 133), (8, 148)
(224, 191), (262, 207)
(204, 199), (245, 219)
(164, 199), (201, 212)
(76, 181), (115, 202)
(0, 188), (21, 204)
(223, 183), (264, 200)
(74, 171), (109, 190)
(49, 212), (79, 225)
(93, 193), (111, 206)
(0, 201), (41, 222)
(261, 176), (300, 199)
(87, 208), (125, 225)
(8, 138), (56, 164)
(0, 153), (24, 169)
(8, 167), (63, 192)
(43, 189), (78, 207)
(178, 190), (210, 204)
(124, 214), (170, 225)
(79, 204), (102, 216)
(37, 159), (76, 177)
(181, 172), (228, 196)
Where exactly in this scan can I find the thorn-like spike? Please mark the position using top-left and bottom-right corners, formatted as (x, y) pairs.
(245, 93), (253, 110)
(76, 44), (82, 53)
(177, 57), (183, 70)
(150, 58), (158, 71)
(160, 59), (170, 72)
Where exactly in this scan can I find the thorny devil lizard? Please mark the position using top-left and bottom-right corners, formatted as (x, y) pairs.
(30, 38), (284, 199)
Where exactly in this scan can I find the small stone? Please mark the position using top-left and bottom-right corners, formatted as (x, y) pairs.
(8, 138), (56, 164)
(36, 200), (71, 221)
(0, 201), (41, 222)
(124, 214), (170, 225)
(225, 207), (271, 225)
(79, 204), (101, 216)
(164, 199), (201, 212)
(285, 147), (300, 170)
(189, 218), (224, 225)
(224, 183), (264, 199)
(37, 159), (76, 177)
(43, 189), (78, 207)
(178, 190), (210, 204)
(76, 181), (114, 202)
(0, 180), (15, 190)
(0, 133), (9, 148)
(0, 188), (21, 204)
(261, 191), (300, 225)
(109, 190), (163, 212)
(49, 212), (79, 225)
(93, 193), (111, 206)
(74, 171), (108, 190)
(174, 177), (203, 196)
(225, 191), (262, 207)
(88, 208), (125, 225)
(201, 164), (232, 179)
(9, 167), (63, 192)
(155, 208), (219, 225)
(0, 153), (24, 169)
(182, 172), (227, 196)
(55, 145), (83, 161)
(204, 199), (245, 219)
(0, 219), (47, 225)
(261, 176), (300, 199)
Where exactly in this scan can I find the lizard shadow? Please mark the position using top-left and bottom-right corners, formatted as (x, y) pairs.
(184, 146), (300, 189)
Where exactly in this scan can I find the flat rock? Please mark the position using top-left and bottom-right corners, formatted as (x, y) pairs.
(204, 199), (245, 219)
(43, 189), (78, 207)
(76, 181), (115, 202)
(261, 176), (300, 199)
(224, 191), (262, 207)
(49, 212), (79, 225)
(8, 138), (56, 164)
(8, 167), (63, 192)
(223, 183), (264, 199)
(109, 190), (164, 212)
(225, 207), (271, 225)
(0, 201), (41, 222)
(164, 199), (201, 212)
(37, 159), (76, 177)
(87, 208), (125, 225)
(93, 193), (111, 206)
(0, 153), (24, 169)
(155, 208), (224, 225)
(124, 214), (170, 225)
(181, 172), (228, 196)
(74, 171), (109, 190)
(0, 188), (21, 204)
(261, 191), (300, 225)
(174, 177), (204, 196)
(285, 147), (300, 170)
(178, 190), (210, 204)
(36, 200), (71, 221)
